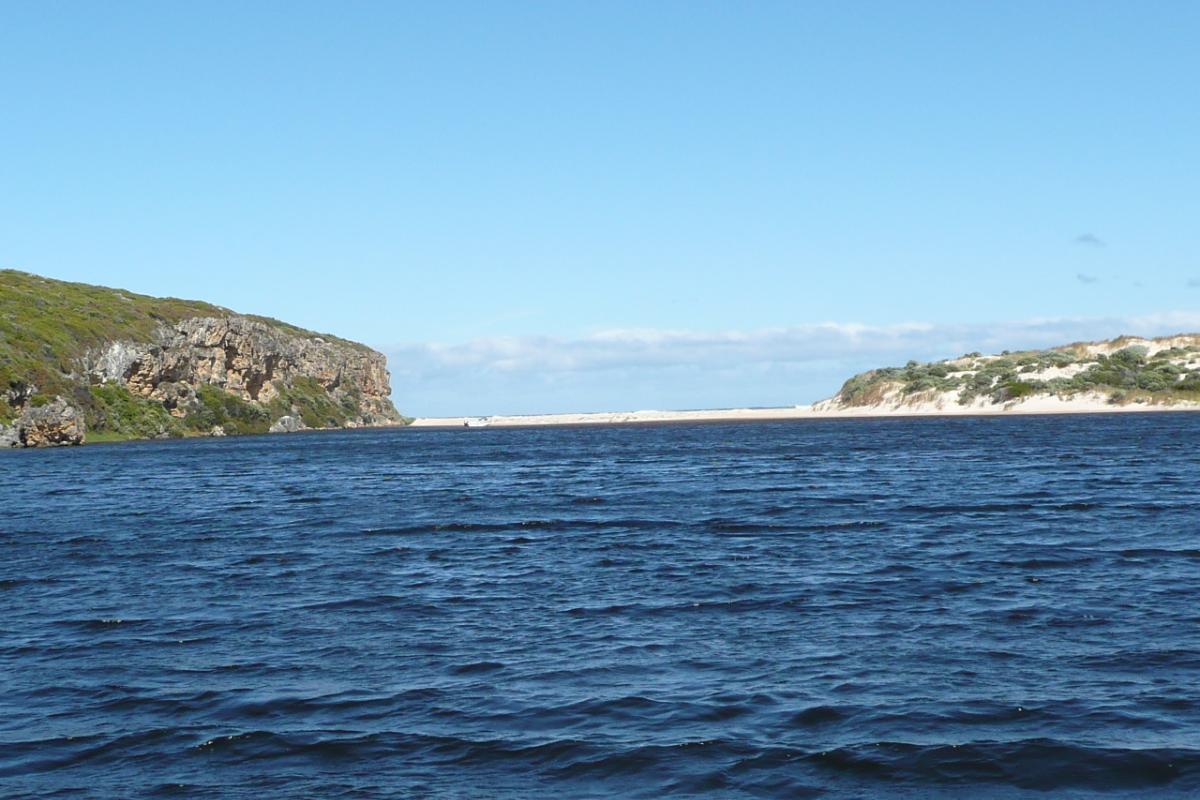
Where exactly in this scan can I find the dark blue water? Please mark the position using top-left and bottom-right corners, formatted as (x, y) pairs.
(3, 416), (1200, 798)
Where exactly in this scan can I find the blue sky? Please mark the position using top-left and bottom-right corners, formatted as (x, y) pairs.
(2, 2), (1198, 414)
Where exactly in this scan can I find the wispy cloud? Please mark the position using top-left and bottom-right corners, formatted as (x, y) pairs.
(387, 312), (1200, 380)
(384, 312), (1200, 414)
(1074, 233), (1106, 247)
(1076, 272), (1100, 284)
(1188, 278), (1200, 289)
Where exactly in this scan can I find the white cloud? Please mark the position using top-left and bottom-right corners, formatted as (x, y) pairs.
(389, 313), (1200, 378)
(383, 312), (1200, 415)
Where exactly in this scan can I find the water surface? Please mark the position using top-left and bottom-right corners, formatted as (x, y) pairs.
(3, 415), (1200, 798)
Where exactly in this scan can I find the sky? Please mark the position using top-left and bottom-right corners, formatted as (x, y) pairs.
(2, 1), (1198, 415)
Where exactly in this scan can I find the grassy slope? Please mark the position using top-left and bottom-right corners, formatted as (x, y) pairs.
(0, 270), (383, 434)
(834, 338), (1200, 408)
(0, 270), (223, 398)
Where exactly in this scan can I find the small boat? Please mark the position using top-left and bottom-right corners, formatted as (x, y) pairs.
(464, 417), (491, 428)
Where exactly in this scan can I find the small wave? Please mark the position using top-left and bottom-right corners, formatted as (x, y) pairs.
(1001, 556), (1094, 569)
(1051, 501), (1100, 511)
(451, 661), (505, 675)
(61, 535), (105, 545)
(1120, 547), (1200, 560)
(189, 729), (597, 768)
(0, 728), (182, 776)
(146, 783), (203, 796)
(362, 517), (668, 536)
(290, 596), (443, 614)
(900, 502), (1037, 514)
(805, 739), (1200, 789)
(561, 596), (805, 617)
(703, 518), (789, 534)
(788, 704), (849, 726)
(1077, 648), (1200, 670)
(54, 618), (150, 631)
(800, 520), (888, 531)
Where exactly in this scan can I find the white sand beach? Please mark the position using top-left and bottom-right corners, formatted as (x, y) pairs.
(409, 333), (1200, 428)
(409, 393), (1200, 428)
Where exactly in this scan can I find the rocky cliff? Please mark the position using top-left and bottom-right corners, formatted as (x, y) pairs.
(0, 397), (86, 448)
(0, 270), (405, 447)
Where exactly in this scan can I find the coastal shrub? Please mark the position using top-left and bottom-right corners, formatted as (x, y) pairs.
(191, 383), (271, 435)
(926, 363), (953, 379)
(1133, 361), (1184, 393)
(957, 370), (997, 404)
(903, 377), (937, 394)
(991, 380), (1042, 403)
(968, 372), (994, 390)
(845, 343), (1200, 408)
(263, 377), (360, 429)
(973, 358), (1016, 379)
(1137, 373), (1169, 392)
(901, 374), (962, 395)
(88, 382), (184, 439)
(1076, 355), (1141, 390)
(1111, 346), (1148, 368)
(836, 369), (901, 406)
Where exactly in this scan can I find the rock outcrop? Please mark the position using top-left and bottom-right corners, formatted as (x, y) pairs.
(0, 270), (405, 448)
(0, 397), (85, 448)
(268, 415), (307, 434)
(88, 316), (399, 427)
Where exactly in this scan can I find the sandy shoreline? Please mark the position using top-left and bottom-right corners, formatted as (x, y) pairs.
(410, 396), (1200, 428)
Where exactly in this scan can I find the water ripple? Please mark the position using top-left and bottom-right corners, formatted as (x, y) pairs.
(3, 416), (1200, 797)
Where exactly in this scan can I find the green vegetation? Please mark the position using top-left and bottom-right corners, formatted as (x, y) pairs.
(81, 430), (140, 444)
(267, 376), (365, 430)
(181, 380), (367, 435)
(0, 270), (366, 401)
(0, 270), (224, 412)
(84, 382), (185, 439)
(0, 270), (398, 442)
(834, 340), (1200, 407)
(184, 384), (270, 435)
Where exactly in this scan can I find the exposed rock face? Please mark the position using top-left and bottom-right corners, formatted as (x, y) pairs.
(0, 270), (406, 448)
(89, 316), (402, 427)
(1, 397), (85, 448)
(269, 415), (307, 434)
